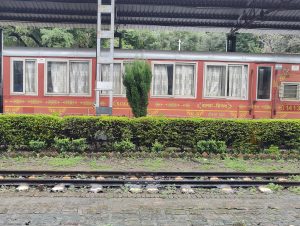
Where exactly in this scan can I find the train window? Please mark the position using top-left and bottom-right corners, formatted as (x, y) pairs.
(205, 65), (226, 97)
(12, 59), (37, 95)
(257, 66), (272, 100)
(47, 61), (68, 94)
(13, 61), (23, 93)
(152, 63), (195, 97)
(46, 60), (90, 96)
(70, 62), (90, 95)
(153, 64), (173, 96)
(205, 64), (248, 99)
(174, 64), (195, 97)
(280, 83), (300, 100)
(101, 63), (124, 95)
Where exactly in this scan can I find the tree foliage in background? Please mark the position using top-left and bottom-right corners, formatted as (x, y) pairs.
(1, 26), (300, 53)
(123, 61), (152, 117)
(40, 28), (74, 48)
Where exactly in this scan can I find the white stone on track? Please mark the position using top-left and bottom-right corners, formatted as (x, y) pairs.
(16, 184), (29, 192)
(258, 186), (273, 194)
(89, 184), (104, 193)
(129, 184), (143, 193)
(51, 184), (65, 192)
(146, 184), (159, 193)
(181, 185), (194, 194)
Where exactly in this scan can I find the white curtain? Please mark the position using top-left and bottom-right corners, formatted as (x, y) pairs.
(174, 65), (195, 97)
(70, 62), (89, 94)
(153, 65), (168, 95)
(47, 62), (67, 93)
(205, 65), (226, 97)
(101, 63), (122, 94)
(228, 65), (248, 99)
(25, 61), (36, 93)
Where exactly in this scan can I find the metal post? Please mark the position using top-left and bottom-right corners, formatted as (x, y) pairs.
(109, 0), (115, 109)
(0, 29), (3, 113)
(95, 0), (115, 115)
(226, 33), (237, 52)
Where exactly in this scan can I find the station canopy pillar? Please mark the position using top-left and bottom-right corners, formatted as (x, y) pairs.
(95, 0), (115, 116)
(0, 28), (3, 113)
(226, 33), (237, 52)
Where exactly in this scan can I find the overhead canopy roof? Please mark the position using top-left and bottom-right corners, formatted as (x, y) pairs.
(1, 0), (300, 34)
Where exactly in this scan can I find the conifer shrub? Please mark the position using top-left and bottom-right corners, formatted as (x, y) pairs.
(123, 60), (152, 117)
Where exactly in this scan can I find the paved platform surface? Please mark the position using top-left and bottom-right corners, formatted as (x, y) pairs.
(0, 192), (299, 226)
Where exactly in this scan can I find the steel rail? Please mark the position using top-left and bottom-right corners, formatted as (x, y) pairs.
(0, 179), (299, 188)
(0, 171), (299, 178)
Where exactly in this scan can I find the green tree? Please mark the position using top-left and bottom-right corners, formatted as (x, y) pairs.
(40, 28), (74, 48)
(236, 33), (262, 53)
(2, 26), (42, 47)
(123, 61), (152, 117)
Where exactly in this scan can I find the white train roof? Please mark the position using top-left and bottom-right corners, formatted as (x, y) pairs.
(3, 47), (300, 64)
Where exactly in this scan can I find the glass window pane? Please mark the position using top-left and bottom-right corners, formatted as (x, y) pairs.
(13, 61), (23, 92)
(283, 84), (298, 99)
(153, 64), (173, 96)
(257, 67), (272, 99)
(47, 62), (68, 94)
(227, 65), (248, 99)
(205, 65), (226, 97)
(174, 64), (195, 97)
(101, 63), (122, 95)
(70, 62), (89, 94)
(25, 61), (37, 93)
(113, 64), (122, 95)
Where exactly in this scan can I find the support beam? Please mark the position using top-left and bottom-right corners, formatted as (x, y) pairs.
(95, 0), (115, 116)
(227, 33), (237, 52)
(0, 29), (3, 113)
(13, 0), (300, 10)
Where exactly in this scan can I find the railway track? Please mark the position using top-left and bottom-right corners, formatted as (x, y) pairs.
(0, 171), (299, 189)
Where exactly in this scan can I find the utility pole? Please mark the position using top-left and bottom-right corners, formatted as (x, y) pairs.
(178, 39), (182, 51)
(0, 29), (3, 113)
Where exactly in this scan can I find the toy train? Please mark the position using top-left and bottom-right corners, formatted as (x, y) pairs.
(1, 47), (300, 118)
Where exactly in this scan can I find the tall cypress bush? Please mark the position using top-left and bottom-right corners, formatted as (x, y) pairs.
(123, 60), (152, 117)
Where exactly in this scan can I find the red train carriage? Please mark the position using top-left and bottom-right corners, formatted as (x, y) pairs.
(1, 47), (300, 119)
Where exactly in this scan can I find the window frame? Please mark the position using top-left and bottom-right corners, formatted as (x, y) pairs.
(10, 58), (38, 96)
(151, 61), (197, 99)
(281, 82), (300, 101)
(44, 58), (92, 97)
(203, 62), (249, 100)
(100, 60), (127, 97)
(256, 65), (273, 101)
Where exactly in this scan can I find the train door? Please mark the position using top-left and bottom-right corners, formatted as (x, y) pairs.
(254, 65), (273, 118)
(0, 29), (3, 113)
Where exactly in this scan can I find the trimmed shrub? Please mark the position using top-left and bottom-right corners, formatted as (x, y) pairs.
(0, 115), (300, 153)
(265, 145), (280, 155)
(54, 137), (73, 153)
(71, 138), (88, 152)
(113, 139), (136, 152)
(196, 140), (227, 154)
(0, 114), (62, 146)
(29, 140), (47, 152)
(53, 137), (88, 153)
(151, 140), (164, 152)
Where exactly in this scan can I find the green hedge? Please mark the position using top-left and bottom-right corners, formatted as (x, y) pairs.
(0, 115), (300, 151)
